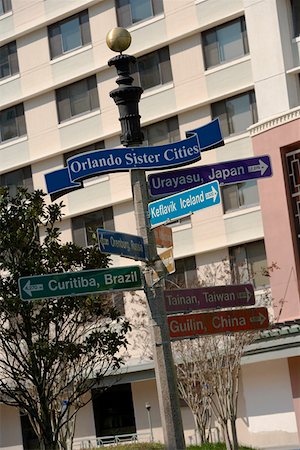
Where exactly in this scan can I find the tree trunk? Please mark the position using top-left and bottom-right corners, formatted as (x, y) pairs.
(220, 420), (232, 450)
(230, 418), (239, 450)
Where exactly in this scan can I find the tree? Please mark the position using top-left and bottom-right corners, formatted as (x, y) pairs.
(0, 188), (130, 450)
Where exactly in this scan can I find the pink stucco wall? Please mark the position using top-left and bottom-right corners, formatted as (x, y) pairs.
(252, 118), (300, 321)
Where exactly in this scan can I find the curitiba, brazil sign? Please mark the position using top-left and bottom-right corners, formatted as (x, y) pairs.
(45, 119), (223, 198)
(18, 266), (143, 301)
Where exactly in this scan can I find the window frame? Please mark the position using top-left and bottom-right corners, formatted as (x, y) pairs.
(56, 75), (99, 123)
(0, 166), (33, 197)
(48, 9), (91, 60)
(0, 41), (19, 80)
(142, 116), (180, 146)
(115, 0), (163, 28)
(211, 90), (257, 138)
(229, 240), (269, 289)
(0, 0), (12, 16)
(167, 255), (197, 289)
(291, 0), (300, 37)
(71, 207), (114, 248)
(0, 103), (27, 143)
(222, 180), (259, 213)
(202, 16), (249, 69)
(131, 46), (172, 91)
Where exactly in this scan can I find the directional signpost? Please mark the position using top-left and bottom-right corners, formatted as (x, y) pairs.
(148, 155), (272, 198)
(97, 228), (147, 261)
(168, 306), (269, 339)
(18, 266), (142, 301)
(164, 284), (255, 314)
(148, 180), (221, 227)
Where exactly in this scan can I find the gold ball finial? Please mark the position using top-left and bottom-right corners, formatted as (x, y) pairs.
(106, 27), (132, 53)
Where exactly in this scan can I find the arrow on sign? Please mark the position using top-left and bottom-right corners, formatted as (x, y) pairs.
(250, 312), (268, 325)
(248, 159), (269, 176)
(237, 287), (253, 302)
(23, 280), (44, 297)
(205, 184), (219, 202)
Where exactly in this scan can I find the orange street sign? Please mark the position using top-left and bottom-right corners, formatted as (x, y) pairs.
(168, 307), (269, 339)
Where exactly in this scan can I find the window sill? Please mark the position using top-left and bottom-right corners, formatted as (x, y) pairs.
(126, 13), (164, 32)
(142, 82), (174, 99)
(223, 205), (260, 219)
(58, 109), (100, 128)
(0, 11), (12, 20)
(50, 44), (93, 65)
(0, 73), (20, 86)
(205, 55), (251, 75)
(292, 35), (300, 44)
(0, 135), (27, 149)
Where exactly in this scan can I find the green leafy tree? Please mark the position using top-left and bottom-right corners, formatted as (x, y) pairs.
(0, 188), (130, 450)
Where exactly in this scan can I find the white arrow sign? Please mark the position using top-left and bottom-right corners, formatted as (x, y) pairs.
(250, 312), (267, 325)
(248, 159), (269, 176)
(23, 280), (44, 297)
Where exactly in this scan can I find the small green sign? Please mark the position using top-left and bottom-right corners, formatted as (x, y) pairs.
(18, 266), (143, 301)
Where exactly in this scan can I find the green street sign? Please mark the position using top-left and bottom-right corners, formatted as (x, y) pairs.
(18, 266), (143, 301)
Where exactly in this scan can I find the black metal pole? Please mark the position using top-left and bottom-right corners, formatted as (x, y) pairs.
(108, 52), (186, 450)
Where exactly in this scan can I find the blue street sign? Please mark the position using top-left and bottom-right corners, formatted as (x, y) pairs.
(45, 119), (223, 199)
(97, 229), (147, 261)
(148, 155), (272, 198)
(148, 180), (221, 226)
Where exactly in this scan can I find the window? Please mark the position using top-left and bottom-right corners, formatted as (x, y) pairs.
(222, 181), (259, 213)
(0, 166), (33, 197)
(291, 0), (300, 37)
(202, 17), (249, 69)
(131, 47), (172, 90)
(116, 0), (163, 28)
(230, 240), (269, 289)
(56, 76), (99, 123)
(72, 208), (114, 247)
(0, 103), (27, 143)
(48, 10), (91, 59)
(0, 41), (19, 80)
(211, 91), (257, 138)
(142, 116), (180, 146)
(167, 255), (197, 288)
(0, 0), (11, 15)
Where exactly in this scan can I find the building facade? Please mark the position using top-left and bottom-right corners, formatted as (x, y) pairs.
(0, 0), (300, 448)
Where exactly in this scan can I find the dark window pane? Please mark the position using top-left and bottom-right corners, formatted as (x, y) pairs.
(48, 24), (62, 59)
(0, 166), (33, 197)
(159, 47), (172, 84)
(212, 91), (257, 137)
(0, 41), (19, 79)
(203, 17), (249, 69)
(116, 0), (163, 27)
(222, 181), (259, 213)
(131, 0), (153, 23)
(48, 10), (91, 59)
(72, 208), (114, 247)
(138, 52), (160, 89)
(1, 0), (12, 15)
(56, 76), (99, 122)
(230, 240), (268, 289)
(61, 17), (82, 52)
(143, 116), (179, 146)
(116, 0), (132, 28)
(167, 255), (197, 288)
(0, 104), (26, 142)
(292, 0), (300, 37)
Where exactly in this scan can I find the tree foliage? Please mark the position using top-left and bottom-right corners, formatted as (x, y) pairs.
(0, 188), (130, 450)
